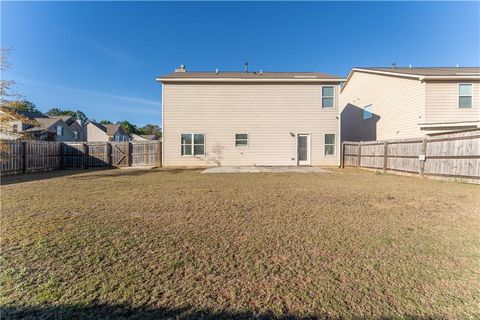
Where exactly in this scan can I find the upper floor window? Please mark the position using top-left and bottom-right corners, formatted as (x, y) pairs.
(181, 133), (205, 156)
(73, 131), (79, 140)
(12, 124), (18, 133)
(363, 105), (373, 120)
(235, 133), (248, 147)
(459, 84), (472, 108)
(56, 125), (63, 136)
(322, 86), (334, 108)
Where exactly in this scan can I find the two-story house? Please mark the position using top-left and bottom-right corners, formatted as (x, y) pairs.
(340, 67), (480, 141)
(157, 65), (345, 167)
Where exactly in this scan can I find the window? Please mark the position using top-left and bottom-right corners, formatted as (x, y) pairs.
(324, 134), (336, 155)
(459, 84), (472, 108)
(181, 133), (205, 156)
(73, 131), (79, 140)
(322, 86), (334, 108)
(12, 124), (18, 133)
(56, 125), (63, 136)
(235, 133), (248, 146)
(363, 105), (373, 120)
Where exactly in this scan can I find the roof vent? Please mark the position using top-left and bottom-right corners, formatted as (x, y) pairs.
(175, 64), (186, 72)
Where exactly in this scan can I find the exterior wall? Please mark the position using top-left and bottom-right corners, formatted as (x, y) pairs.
(68, 121), (85, 141)
(49, 122), (76, 141)
(424, 81), (480, 123)
(340, 71), (424, 141)
(0, 119), (23, 140)
(86, 123), (108, 142)
(163, 82), (341, 167)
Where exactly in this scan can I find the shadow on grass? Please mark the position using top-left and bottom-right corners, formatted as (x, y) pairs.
(1, 167), (204, 185)
(1, 304), (441, 320)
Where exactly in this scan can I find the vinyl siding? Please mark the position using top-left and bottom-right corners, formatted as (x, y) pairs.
(87, 123), (109, 142)
(424, 81), (480, 123)
(340, 71), (424, 141)
(163, 83), (340, 167)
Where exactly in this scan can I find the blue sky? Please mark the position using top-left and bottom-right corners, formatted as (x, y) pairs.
(2, 1), (479, 127)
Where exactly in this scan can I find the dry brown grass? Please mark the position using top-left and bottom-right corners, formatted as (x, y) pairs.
(1, 168), (479, 319)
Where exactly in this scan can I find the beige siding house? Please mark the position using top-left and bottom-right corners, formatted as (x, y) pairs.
(340, 67), (480, 141)
(157, 66), (345, 167)
(86, 122), (130, 142)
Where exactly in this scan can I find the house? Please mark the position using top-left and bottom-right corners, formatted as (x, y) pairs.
(25, 116), (76, 141)
(0, 108), (24, 140)
(340, 67), (480, 141)
(130, 133), (157, 141)
(48, 116), (86, 141)
(157, 65), (345, 167)
(86, 122), (130, 142)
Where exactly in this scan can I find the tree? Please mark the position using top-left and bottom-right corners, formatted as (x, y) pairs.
(3, 100), (39, 113)
(0, 48), (22, 103)
(100, 120), (113, 125)
(46, 108), (88, 122)
(117, 120), (138, 135)
(138, 124), (162, 139)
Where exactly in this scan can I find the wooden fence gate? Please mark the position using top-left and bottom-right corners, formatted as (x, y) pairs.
(1, 140), (162, 175)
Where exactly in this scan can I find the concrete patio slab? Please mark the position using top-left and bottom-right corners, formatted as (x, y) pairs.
(201, 166), (332, 174)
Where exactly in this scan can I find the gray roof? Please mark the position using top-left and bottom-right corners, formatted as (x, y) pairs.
(357, 67), (480, 77)
(159, 71), (344, 80)
(140, 134), (156, 140)
(34, 117), (61, 130)
(103, 124), (122, 136)
(48, 115), (75, 125)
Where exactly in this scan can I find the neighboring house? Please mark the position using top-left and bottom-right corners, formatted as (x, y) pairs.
(157, 65), (345, 167)
(86, 122), (130, 142)
(48, 116), (86, 141)
(130, 133), (157, 141)
(25, 116), (76, 141)
(0, 108), (24, 140)
(340, 67), (480, 141)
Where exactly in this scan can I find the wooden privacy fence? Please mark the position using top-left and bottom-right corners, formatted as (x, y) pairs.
(341, 130), (480, 181)
(1, 140), (161, 175)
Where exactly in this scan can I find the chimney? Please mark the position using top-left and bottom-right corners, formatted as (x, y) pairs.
(175, 64), (186, 72)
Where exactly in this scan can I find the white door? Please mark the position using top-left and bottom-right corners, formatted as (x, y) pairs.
(297, 134), (311, 166)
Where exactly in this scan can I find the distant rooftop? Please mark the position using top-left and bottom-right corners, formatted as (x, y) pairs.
(355, 67), (480, 77)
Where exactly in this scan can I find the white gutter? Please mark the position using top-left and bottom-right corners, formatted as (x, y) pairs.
(156, 77), (346, 83)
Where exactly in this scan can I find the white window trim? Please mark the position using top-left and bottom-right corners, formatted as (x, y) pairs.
(458, 83), (473, 108)
(321, 85), (335, 108)
(324, 133), (336, 156)
(181, 133), (206, 157)
(56, 125), (63, 137)
(234, 133), (249, 147)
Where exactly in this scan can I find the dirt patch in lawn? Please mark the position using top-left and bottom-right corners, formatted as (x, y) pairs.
(1, 168), (479, 319)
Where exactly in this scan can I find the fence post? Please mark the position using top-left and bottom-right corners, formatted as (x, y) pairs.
(106, 142), (112, 167)
(126, 142), (131, 167)
(22, 141), (27, 173)
(59, 142), (64, 170)
(383, 141), (388, 172)
(83, 143), (89, 169)
(340, 142), (345, 168)
(157, 141), (162, 167)
(420, 138), (427, 176)
(357, 142), (362, 167)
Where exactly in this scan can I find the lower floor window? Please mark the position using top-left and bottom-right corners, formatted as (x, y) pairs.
(181, 133), (205, 156)
(325, 134), (336, 155)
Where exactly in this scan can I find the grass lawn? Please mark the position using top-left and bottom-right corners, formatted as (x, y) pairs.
(1, 168), (479, 319)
